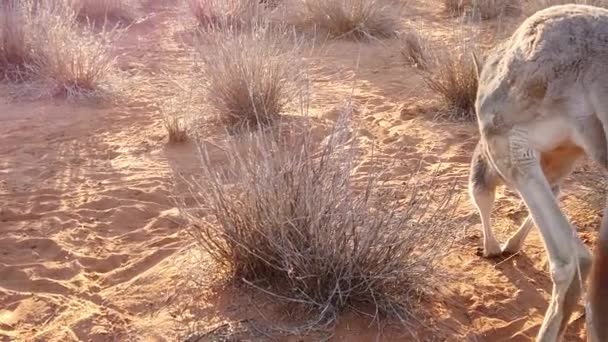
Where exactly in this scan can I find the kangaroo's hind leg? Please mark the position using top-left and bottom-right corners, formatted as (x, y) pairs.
(469, 142), (502, 257)
(469, 143), (561, 257)
(484, 130), (592, 341)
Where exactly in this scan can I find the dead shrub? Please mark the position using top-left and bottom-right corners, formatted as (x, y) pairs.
(194, 22), (307, 128)
(0, 0), (126, 101)
(420, 46), (480, 120)
(297, 0), (404, 40)
(187, 0), (265, 29)
(180, 109), (460, 329)
(71, 0), (141, 24)
(400, 30), (433, 71)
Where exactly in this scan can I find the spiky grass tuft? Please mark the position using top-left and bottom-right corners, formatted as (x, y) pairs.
(296, 0), (404, 40)
(0, 0), (127, 102)
(180, 107), (460, 330)
(194, 22), (307, 128)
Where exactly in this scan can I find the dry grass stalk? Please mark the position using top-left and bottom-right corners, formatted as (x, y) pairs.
(297, 0), (404, 40)
(71, 0), (141, 24)
(0, 0), (126, 101)
(194, 22), (307, 128)
(421, 46), (480, 120)
(180, 108), (460, 329)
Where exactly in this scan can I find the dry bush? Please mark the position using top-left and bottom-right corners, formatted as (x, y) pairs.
(180, 109), (460, 329)
(187, 0), (265, 28)
(71, 0), (141, 24)
(421, 46), (480, 120)
(194, 22), (307, 128)
(444, 0), (520, 20)
(296, 0), (404, 40)
(0, 0), (125, 101)
(526, 0), (608, 13)
(400, 30), (433, 71)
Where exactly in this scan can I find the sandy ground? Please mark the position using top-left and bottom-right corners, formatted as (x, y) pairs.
(1, 0), (606, 341)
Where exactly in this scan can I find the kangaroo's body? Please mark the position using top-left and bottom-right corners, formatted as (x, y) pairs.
(469, 4), (608, 341)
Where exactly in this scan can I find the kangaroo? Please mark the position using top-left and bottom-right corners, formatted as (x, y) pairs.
(469, 4), (608, 341)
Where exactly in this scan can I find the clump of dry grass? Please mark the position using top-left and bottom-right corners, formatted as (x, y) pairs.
(296, 0), (404, 40)
(160, 97), (192, 143)
(420, 46), (480, 120)
(29, 25), (122, 100)
(0, 0), (126, 101)
(187, 0), (265, 28)
(400, 30), (433, 71)
(180, 108), (460, 329)
(444, 0), (520, 20)
(163, 114), (189, 143)
(72, 0), (141, 24)
(194, 22), (307, 128)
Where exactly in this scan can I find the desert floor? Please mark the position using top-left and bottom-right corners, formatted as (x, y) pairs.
(1, 0), (606, 341)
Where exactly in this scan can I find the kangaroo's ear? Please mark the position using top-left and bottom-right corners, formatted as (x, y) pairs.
(471, 51), (481, 80)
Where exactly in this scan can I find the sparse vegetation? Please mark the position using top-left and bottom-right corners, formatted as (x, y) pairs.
(180, 109), (459, 329)
(5, 0), (601, 339)
(420, 46), (480, 120)
(194, 22), (307, 128)
(296, 0), (404, 40)
(0, 0), (125, 101)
